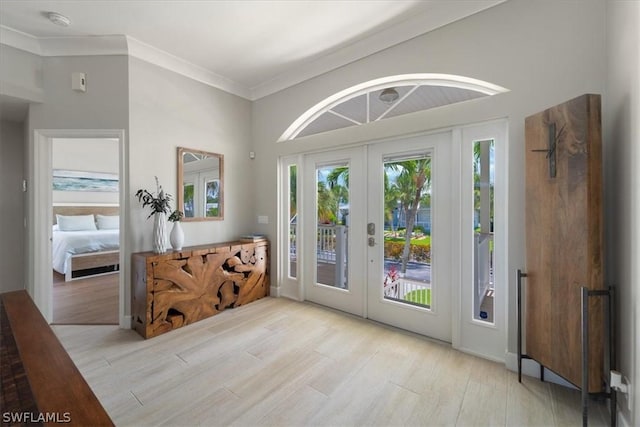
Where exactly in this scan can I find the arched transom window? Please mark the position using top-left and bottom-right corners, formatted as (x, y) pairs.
(279, 74), (509, 141)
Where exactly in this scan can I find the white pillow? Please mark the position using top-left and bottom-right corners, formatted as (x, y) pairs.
(96, 214), (119, 230)
(56, 214), (97, 231)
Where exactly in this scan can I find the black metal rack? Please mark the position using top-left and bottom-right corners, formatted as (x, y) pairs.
(516, 269), (616, 427)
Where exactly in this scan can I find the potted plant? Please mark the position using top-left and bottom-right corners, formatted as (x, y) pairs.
(135, 177), (172, 253)
(168, 210), (184, 250)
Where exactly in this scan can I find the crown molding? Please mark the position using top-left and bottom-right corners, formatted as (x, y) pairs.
(125, 36), (251, 99)
(1, 1), (504, 102)
(0, 26), (252, 100)
(39, 35), (128, 56)
(0, 26), (42, 55)
(1, 26), (127, 56)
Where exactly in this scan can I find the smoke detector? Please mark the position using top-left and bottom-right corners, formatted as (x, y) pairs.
(47, 12), (71, 27)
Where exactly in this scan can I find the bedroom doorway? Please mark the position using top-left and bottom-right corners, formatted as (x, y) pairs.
(31, 129), (127, 327)
(51, 138), (120, 325)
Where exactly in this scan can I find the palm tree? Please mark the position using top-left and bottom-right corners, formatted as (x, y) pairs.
(325, 166), (349, 224)
(289, 165), (297, 219)
(317, 180), (339, 223)
(384, 174), (401, 235)
(326, 166), (349, 189)
(317, 160), (431, 275)
(392, 158), (431, 274)
(473, 140), (494, 230)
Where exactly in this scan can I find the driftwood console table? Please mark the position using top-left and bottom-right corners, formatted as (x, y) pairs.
(131, 240), (269, 339)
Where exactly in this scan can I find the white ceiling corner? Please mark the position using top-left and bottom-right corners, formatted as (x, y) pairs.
(0, 1), (506, 101)
(40, 35), (128, 57)
(1, 25), (41, 55)
(126, 36), (252, 100)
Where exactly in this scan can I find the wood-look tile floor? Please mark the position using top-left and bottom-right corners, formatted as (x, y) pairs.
(53, 297), (609, 426)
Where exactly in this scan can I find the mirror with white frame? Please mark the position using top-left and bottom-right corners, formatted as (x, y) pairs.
(177, 147), (224, 221)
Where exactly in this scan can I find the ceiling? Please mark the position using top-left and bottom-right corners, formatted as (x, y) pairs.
(0, 0), (504, 104)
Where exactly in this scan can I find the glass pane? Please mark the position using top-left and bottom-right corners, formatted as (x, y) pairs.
(382, 154), (432, 308)
(204, 179), (220, 217)
(288, 165), (297, 279)
(473, 139), (495, 323)
(183, 183), (195, 218)
(316, 163), (349, 289)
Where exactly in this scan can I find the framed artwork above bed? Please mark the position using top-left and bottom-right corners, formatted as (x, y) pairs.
(52, 170), (119, 192)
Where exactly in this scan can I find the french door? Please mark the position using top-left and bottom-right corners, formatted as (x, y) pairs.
(294, 122), (506, 355)
(302, 147), (367, 316)
(366, 132), (453, 341)
(302, 132), (453, 341)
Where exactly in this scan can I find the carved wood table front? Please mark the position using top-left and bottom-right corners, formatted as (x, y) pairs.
(132, 240), (269, 338)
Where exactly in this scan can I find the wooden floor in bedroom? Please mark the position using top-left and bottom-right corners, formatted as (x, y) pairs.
(54, 297), (610, 427)
(52, 271), (119, 325)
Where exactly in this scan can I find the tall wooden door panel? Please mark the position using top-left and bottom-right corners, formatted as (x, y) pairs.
(525, 94), (604, 392)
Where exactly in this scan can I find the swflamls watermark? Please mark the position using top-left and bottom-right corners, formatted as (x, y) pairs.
(2, 412), (71, 423)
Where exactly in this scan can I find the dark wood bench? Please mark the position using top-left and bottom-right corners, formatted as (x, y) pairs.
(0, 290), (113, 426)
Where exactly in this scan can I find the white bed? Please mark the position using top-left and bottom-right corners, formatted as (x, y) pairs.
(52, 228), (120, 280)
(52, 206), (120, 281)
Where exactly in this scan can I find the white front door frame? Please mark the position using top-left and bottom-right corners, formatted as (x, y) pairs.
(32, 129), (128, 328)
(277, 119), (509, 362)
(456, 120), (509, 362)
(302, 146), (368, 317)
(366, 131), (454, 343)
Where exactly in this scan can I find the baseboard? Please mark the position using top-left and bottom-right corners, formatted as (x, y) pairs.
(455, 346), (505, 364)
(120, 315), (132, 329)
(270, 285), (280, 297)
(505, 352), (577, 389)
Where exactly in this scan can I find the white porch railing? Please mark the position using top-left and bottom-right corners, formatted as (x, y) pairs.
(316, 225), (347, 288)
(289, 223), (348, 288)
(289, 223), (297, 261)
(474, 232), (494, 316)
(384, 278), (431, 306)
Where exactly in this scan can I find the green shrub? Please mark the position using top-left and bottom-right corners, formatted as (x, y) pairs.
(383, 241), (431, 263)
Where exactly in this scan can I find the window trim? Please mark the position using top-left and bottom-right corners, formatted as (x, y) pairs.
(278, 73), (509, 142)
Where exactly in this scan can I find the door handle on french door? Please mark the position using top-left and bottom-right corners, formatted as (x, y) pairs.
(367, 223), (375, 235)
(368, 237), (376, 247)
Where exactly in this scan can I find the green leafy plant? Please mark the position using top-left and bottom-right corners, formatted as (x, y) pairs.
(135, 176), (172, 219)
(168, 210), (184, 222)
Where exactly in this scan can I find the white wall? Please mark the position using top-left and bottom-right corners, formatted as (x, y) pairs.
(26, 54), (129, 305)
(251, 0), (606, 355)
(128, 57), (253, 257)
(0, 44), (39, 294)
(52, 137), (119, 204)
(0, 119), (25, 292)
(0, 44), (43, 102)
(604, 1), (640, 424)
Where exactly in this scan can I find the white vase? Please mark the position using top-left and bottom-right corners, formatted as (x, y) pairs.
(153, 212), (167, 253)
(170, 221), (184, 250)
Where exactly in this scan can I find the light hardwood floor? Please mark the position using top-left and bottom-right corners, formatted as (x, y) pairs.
(53, 271), (119, 325)
(53, 297), (609, 426)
